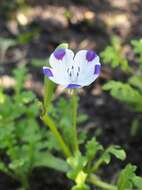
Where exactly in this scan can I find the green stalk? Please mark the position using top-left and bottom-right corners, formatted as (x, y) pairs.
(91, 157), (104, 173)
(20, 175), (30, 190)
(41, 114), (71, 158)
(88, 174), (117, 190)
(71, 90), (79, 153)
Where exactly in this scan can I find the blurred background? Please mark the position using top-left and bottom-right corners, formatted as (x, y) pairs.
(0, 0), (142, 189)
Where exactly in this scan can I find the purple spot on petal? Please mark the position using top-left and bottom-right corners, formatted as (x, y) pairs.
(43, 67), (53, 77)
(67, 84), (81, 89)
(94, 64), (101, 75)
(86, 50), (97, 62)
(54, 48), (65, 60)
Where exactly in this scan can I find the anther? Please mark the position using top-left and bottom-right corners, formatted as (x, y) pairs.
(78, 67), (80, 72)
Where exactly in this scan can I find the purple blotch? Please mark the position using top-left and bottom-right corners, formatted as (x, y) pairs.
(86, 50), (97, 62)
(54, 48), (66, 60)
(43, 67), (53, 77)
(94, 64), (101, 75)
(67, 84), (81, 89)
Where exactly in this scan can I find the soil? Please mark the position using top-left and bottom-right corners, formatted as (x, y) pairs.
(0, 0), (142, 189)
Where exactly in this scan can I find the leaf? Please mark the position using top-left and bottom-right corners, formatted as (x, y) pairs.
(34, 152), (69, 172)
(107, 145), (126, 161)
(103, 81), (142, 111)
(117, 164), (137, 190)
(131, 39), (142, 55)
(101, 36), (130, 72)
(85, 138), (103, 160)
(129, 75), (142, 92)
(100, 145), (126, 165)
(17, 30), (40, 45)
(132, 176), (142, 190)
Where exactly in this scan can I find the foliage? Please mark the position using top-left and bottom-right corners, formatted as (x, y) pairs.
(39, 43), (142, 190)
(0, 65), (68, 189)
(117, 164), (142, 190)
(102, 38), (142, 135)
(1, 42), (142, 190)
(101, 36), (130, 72)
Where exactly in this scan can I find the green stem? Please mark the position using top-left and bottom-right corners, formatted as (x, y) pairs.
(20, 175), (30, 190)
(88, 174), (117, 190)
(41, 114), (71, 158)
(72, 90), (79, 153)
(91, 158), (103, 173)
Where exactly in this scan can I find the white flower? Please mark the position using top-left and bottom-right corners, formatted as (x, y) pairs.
(43, 48), (101, 88)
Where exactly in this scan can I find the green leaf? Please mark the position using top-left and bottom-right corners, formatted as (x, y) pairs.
(34, 152), (69, 172)
(101, 36), (130, 72)
(129, 75), (142, 92)
(107, 145), (126, 161)
(17, 30), (40, 45)
(85, 138), (103, 160)
(100, 145), (126, 165)
(117, 164), (137, 190)
(103, 81), (142, 111)
(132, 176), (142, 190)
(131, 39), (142, 55)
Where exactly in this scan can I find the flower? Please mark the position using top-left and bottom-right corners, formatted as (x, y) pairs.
(43, 48), (101, 88)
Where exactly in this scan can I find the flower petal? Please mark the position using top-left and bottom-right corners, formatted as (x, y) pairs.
(74, 50), (101, 86)
(43, 67), (53, 77)
(43, 66), (69, 86)
(49, 48), (74, 70)
(67, 84), (81, 89)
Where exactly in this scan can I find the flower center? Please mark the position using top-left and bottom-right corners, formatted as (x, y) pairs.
(67, 65), (80, 82)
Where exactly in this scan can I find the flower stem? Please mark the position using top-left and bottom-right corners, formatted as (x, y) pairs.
(91, 157), (104, 173)
(44, 77), (55, 112)
(88, 174), (117, 190)
(72, 90), (79, 153)
(41, 114), (71, 158)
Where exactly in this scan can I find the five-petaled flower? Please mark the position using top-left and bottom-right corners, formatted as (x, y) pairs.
(43, 48), (101, 88)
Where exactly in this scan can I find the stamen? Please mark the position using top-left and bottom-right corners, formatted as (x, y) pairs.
(78, 66), (80, 72)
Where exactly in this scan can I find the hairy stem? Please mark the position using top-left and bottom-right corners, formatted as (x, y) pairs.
(72, 90), (79, 153)
(41, 114), (71, 158)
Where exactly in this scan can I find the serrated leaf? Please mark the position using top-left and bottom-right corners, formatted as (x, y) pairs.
(103, 81), (142, 112)
(129, 75), (142, 92)
(108, 145), (126, 161)
(85, 138), (103, 160)
(117, 164), (137, 190)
